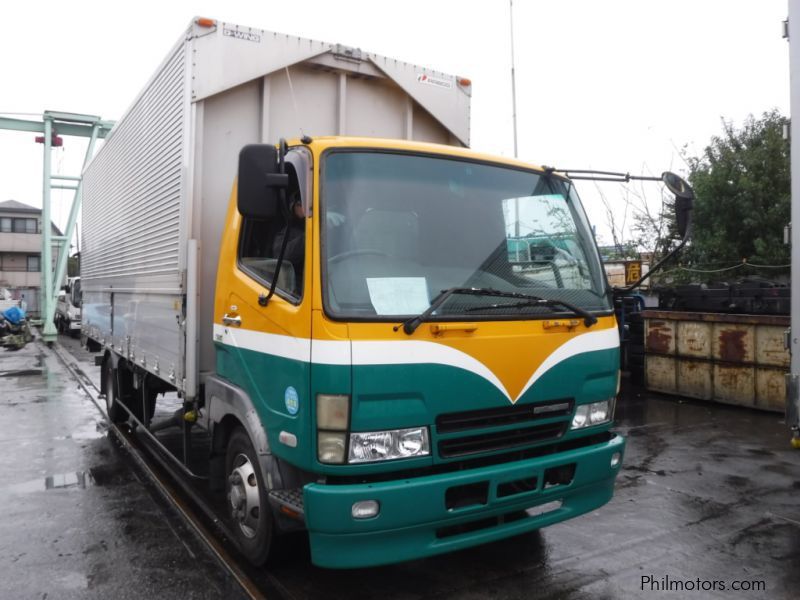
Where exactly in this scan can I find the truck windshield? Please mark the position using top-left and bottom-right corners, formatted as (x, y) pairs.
(322, 151), (610, 320)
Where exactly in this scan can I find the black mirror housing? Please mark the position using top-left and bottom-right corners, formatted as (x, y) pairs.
(237, 144), (288, 219)
(661, 171), (694, 239)
(675, 195), (692, 239)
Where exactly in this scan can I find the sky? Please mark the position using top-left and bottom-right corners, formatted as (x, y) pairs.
(0, 0), (790, 249)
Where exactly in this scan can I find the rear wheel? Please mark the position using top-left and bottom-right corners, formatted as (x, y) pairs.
(132, 380), (158, 426)
(225, 427), (274, 565)
(103, 360), (128, 423)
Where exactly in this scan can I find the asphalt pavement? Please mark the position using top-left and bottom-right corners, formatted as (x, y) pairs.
(0, 338), (245, 599)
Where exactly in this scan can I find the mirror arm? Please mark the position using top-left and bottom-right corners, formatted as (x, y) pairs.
(261, 220), (291, 307)
(617, 221), (692, 292)
(259, 139), (290, 307)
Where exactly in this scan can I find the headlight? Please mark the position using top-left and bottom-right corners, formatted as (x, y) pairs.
(348, 427), (430, 463)
(571, 399), (615, 429)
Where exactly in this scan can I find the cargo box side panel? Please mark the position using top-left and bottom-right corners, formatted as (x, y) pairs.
(113, 290), (183, 386)
(195, 80), (263, 375)
(82, 39), (189, 385)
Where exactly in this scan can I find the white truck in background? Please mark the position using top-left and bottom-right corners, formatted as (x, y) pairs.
(55, 276), (81, 336)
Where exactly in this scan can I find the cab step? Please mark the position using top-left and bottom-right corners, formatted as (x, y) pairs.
(268, 489), (304, 520)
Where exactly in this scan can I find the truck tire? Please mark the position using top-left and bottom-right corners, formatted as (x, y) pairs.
(103, 360), (128, 424)
(225, 427), (274, 565)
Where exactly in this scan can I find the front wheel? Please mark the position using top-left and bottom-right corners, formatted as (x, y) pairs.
(225, 427), (274, 565)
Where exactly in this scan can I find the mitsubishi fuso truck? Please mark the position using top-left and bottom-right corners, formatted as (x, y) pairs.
(79, 17), (668, 568)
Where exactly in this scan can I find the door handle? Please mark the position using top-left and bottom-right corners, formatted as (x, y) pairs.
(222, 314), (242, 327)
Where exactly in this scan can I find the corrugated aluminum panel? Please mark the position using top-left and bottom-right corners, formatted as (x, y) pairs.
(82, 42), (186, 286)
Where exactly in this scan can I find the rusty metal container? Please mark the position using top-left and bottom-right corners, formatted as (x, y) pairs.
(643, 310), (789, 412)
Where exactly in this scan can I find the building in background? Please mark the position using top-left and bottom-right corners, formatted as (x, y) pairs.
(0, 199), (63, 317)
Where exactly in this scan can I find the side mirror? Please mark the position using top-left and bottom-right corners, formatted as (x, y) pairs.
(237, 144), (289, 219)
(662, 171), (694, 238)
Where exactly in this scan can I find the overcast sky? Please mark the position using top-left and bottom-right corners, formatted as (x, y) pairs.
(0, 0), (790, 248)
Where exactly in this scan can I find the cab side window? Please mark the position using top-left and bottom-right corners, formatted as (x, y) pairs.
(238, 163), (304, 300)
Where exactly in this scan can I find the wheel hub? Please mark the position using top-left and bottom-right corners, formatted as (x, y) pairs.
(228, 453), (260, 539)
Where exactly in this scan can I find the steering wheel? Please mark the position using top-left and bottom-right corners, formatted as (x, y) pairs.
(328, 249), (390, 264)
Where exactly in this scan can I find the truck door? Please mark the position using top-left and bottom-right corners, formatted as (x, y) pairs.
(214, 152), (313, 464)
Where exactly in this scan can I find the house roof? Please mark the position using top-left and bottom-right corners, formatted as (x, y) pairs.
(0, 200), (63, 235)
(0, 200), (41, 214)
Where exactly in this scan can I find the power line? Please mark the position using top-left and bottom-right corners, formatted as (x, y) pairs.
(657, 261), (791, 275)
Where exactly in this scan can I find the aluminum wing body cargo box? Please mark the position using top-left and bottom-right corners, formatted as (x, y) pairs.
(81, 18), (471, 396)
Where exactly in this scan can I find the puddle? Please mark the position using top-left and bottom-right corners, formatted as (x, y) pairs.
(0, 369), (43, 378)
(3, 395), (48, 407)
(7, 470), (96, 494)
(4, 461), (133, 494)
(54, 420), (107, 442)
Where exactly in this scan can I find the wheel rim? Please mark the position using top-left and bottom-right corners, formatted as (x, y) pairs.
(228, 453), (261, 539)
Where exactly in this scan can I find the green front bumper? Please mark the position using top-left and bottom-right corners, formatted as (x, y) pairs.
(304, 433), (625, 569)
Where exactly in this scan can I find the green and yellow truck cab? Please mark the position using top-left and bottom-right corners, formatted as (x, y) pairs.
(218, 137), (625, 567)
(81, 19), (635, 569)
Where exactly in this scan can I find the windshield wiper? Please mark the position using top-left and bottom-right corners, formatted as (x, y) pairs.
(394, 287), (597, 335)
(464, 297), (598, 327)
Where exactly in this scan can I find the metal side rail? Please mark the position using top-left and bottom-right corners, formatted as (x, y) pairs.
(48, 341), (282, 600)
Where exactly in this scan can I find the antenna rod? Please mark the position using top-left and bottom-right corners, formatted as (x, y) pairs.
(509, 0), (519, 159)
(284, 67), (306, 139)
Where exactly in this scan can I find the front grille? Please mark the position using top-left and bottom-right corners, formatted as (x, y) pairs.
(435, 399), (573, 459)
(438, 422), (567, 459)
(325, 432), (614, 485)
(436, 399), (573, 434)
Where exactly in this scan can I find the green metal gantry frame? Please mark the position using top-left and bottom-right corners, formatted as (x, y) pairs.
(0, 111), (114, 343)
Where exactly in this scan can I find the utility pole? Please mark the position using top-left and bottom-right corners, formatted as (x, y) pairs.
(510, 0), (519, 159)
(787, 2), (800, 446)
(510, 0), (520, 239)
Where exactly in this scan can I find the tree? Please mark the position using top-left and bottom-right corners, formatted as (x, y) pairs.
(685, 110), (790, 272)
(627, 182), (681, 265)
(596, 172), (682, 274)
(67, 253), (80, 277)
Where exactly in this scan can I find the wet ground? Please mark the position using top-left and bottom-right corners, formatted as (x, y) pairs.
(3, 335), (800, 599)
(0, 339), (245, 599)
